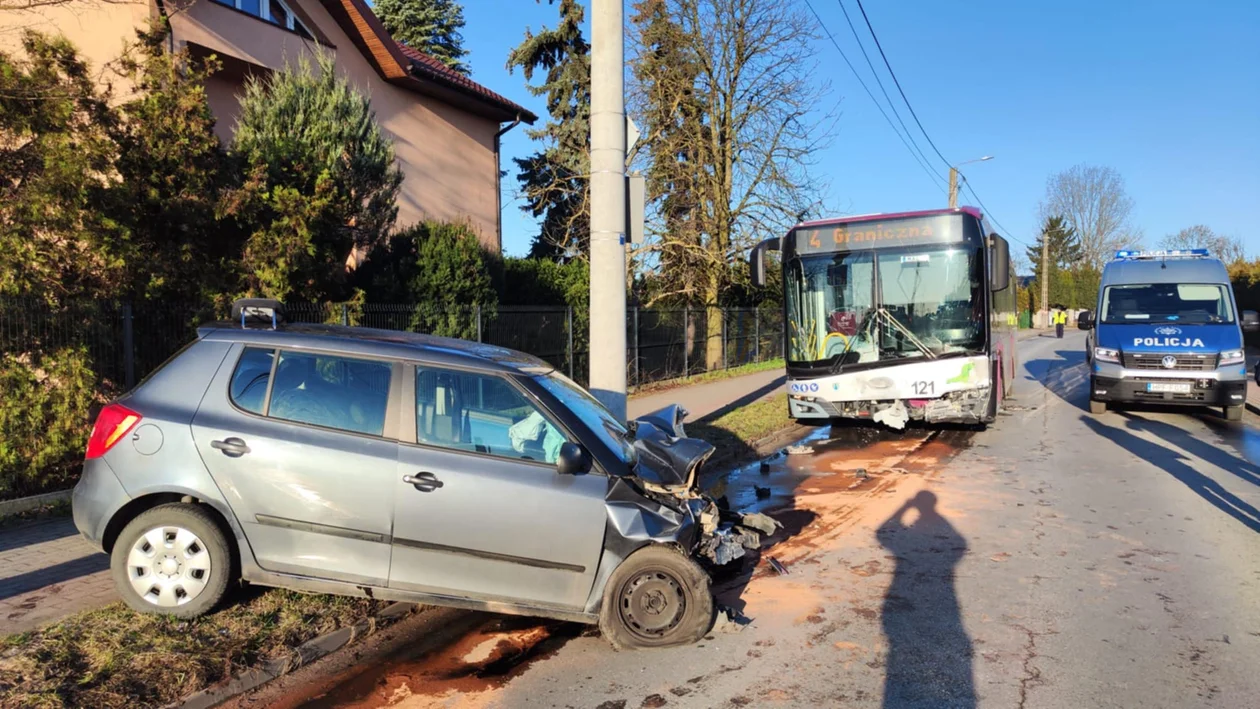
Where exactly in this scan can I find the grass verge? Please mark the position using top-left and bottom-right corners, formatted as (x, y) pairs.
(629, 358), (783, 398)
(688, 393), (796, 466)
(0, 589), (394, 709)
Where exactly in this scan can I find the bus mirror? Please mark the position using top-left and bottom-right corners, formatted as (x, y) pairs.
(749, 237), (781, 288)
(989, 234), (1010, 292)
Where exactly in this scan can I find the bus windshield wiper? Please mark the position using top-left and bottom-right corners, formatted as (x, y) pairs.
(834, 307), (937, 373)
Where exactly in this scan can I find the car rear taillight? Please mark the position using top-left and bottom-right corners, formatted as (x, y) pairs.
(86, 404), (142, 459)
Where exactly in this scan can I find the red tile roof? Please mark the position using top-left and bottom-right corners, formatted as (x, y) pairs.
(395, 43), (536, 123)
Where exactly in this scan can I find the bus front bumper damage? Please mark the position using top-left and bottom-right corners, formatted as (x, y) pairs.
(790, 387), (992, 428)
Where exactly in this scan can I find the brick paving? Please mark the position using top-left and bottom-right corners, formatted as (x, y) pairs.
(0, 517), (114, 635)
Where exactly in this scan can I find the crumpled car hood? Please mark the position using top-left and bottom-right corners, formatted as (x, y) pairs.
(629, 406), (714, 489)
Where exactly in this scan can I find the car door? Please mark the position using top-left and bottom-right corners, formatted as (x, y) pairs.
(191, 344), (402, 585)
(389, 363), (607, 609)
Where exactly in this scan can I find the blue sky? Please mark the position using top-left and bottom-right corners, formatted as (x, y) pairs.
(457, 0), (1260, 268)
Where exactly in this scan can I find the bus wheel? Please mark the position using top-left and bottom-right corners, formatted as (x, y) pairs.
(1224, 405), (1244, 422)
(1088, 400), (1107, 415)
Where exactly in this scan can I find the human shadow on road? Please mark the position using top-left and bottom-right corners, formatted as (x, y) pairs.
(1022, 349), (1089, 410)
(1082, 415), (1260, 533)
(876, 490), (975, 709)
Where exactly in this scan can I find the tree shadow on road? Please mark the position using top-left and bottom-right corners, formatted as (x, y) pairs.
(1081, 415), (1260, 533)
(876, 490), (975, 709)
(1022, 349), (1089, 410)
(1123, 413), (1260, 488)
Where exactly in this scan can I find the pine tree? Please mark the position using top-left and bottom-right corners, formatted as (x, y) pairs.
(507, 0), (590, 260)
(373, 0), (470, 74)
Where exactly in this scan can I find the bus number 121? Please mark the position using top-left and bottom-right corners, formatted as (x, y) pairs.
(912, 381), (936, 396)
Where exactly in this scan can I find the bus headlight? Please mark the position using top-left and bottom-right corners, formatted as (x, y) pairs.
(1220, 349), (1245, 366)
(1094, 347), (1120, 363)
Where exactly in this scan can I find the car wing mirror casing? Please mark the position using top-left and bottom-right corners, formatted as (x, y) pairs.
(556, 442), (591, 475)
(1077, 311), (1095, 330)
(1242, 310), (1259, 333)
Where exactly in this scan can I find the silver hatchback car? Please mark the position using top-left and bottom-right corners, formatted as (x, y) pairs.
(73, 300), (776, 648)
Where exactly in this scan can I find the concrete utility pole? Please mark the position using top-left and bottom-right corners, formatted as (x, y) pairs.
(1040, 227), (1050, 329)
(588, 0), (628, 420)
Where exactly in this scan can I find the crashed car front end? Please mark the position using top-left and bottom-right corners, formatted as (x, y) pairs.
(603, 405), (781, 568)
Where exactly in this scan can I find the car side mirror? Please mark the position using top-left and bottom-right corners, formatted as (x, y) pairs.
(1077, 311), (1094, 330)
(1242, 310), (1259, 333)
(556, 442), (591, 475)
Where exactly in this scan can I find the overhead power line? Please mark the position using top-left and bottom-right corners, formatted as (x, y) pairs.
(853, 0), (952, 169)
(959, 175), (1031, 248)
(834, 0), (937, 178)
(801, 0), (947, 193)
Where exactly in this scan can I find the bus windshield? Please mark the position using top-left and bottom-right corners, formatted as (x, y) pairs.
(785, 245), (986, 364)
(1101, 283), (1234, 324)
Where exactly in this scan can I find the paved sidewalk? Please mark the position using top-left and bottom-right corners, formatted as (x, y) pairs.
(0, 517), (113, 635)
(628, 368), (785, 422)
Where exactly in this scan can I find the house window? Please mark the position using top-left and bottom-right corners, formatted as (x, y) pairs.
(214, 0), (315, 39)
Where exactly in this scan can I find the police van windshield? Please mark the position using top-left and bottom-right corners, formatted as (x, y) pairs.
(1101, 283), (1234, 324)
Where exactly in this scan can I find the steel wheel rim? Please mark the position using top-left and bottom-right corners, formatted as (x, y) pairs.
(618, 568), (687, 640)
(126, 525), (212, 607)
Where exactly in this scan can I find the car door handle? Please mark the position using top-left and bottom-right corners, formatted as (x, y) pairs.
(403, 472), (444, 491)
(211, 437), (250, 457)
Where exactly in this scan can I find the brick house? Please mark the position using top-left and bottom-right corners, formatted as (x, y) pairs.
(0, 0), (536, 250)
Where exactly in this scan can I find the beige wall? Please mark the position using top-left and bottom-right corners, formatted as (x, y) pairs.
(1, 0), (503, 250)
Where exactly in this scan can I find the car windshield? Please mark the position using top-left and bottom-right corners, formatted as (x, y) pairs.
(533, 371), (635, 465)
(785, 246), (986, 364)
(1101, 283), (1234, 324)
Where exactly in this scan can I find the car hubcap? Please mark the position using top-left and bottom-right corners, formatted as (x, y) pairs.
(127, 526), (212, 607)
(619, 570), (686, 639)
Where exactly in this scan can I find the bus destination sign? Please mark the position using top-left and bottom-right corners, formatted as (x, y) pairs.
(791, 214), (972, 255)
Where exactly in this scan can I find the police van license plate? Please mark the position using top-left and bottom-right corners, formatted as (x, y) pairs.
(1146, 382), (1192, 394)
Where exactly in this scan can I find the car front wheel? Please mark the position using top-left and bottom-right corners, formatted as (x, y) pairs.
(110, 503), (232, 618)
(599, 545), (714, 650)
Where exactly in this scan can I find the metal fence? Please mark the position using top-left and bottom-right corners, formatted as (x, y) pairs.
(1, 300), (784, 393)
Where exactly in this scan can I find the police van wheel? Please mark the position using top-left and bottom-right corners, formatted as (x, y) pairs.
(1088, 400), (1107, 415)
(1224, 405), (1244, 422)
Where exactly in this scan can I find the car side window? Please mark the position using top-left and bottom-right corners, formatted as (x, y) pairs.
(229, 348), (275, 415)
(268, 351), (392, 436)
(415, 366), (567, 464)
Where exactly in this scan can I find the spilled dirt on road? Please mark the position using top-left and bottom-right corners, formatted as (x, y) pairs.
(269, 616), (584, 709)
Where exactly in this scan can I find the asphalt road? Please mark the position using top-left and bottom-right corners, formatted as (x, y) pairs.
(248, 331), (1260, 709)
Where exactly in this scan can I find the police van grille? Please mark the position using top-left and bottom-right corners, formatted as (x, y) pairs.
(1122, 353), (1218, 371)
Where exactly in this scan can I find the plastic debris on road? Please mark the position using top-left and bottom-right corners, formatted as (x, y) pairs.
(785, 444), (814, 455)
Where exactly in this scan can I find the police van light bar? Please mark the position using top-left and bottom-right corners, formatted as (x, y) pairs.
(1114, 249), (1209, 260)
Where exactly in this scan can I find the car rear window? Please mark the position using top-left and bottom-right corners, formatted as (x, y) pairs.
(229, 348), (275, 415)
(267, 351), (392, 436)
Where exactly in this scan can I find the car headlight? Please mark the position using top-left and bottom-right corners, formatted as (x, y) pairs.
(1094, 347), (1120, 363)
(1220, 349), (1245, 366)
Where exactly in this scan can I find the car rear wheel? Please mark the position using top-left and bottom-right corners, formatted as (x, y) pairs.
(1225, 405), (1244, 421)
(1088, 400), (1107, 415)
(599, 546), (714, 650)
(110, 503), (232, 619)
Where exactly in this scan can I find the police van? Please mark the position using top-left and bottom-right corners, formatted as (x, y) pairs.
(1079, 249), (1258, 420)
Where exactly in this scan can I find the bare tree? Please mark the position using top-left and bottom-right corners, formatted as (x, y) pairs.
(1160, 225), (1245, 264)
(1040, 164), (1140, 270)
(629, 0), (834, 367)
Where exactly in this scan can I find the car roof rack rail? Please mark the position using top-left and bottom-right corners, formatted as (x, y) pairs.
(231, 298), (285, 330)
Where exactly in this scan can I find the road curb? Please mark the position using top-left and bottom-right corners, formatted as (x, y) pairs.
(0, 488), (73, 518)
(166, 601), (417, 709)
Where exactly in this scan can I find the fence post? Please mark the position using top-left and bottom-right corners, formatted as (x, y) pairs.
(122, 301), (135, 388)
(632, 306), (640, 387)
(754, 308), (761, 362)
(475, 304), (483, 342)
(682, 305), (689, 378)
(340, 303), (349, 326)
(720, 307), (727, 370)
(567, 306), (574, 379)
